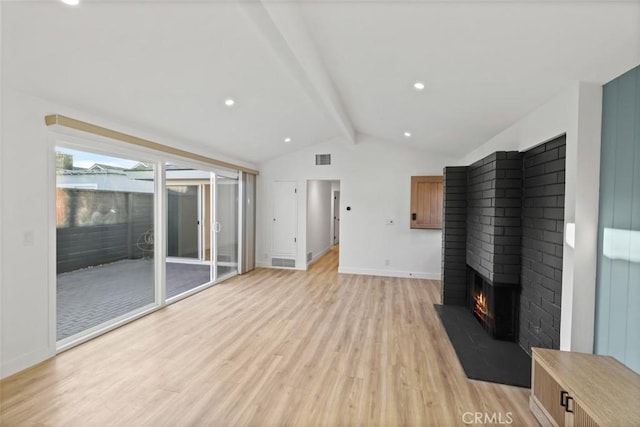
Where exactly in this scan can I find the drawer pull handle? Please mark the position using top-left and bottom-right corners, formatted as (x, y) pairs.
(560, 390), (569, 408)
(566, 396), (574, 414)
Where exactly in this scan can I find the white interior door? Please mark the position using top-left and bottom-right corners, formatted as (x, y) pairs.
(272, 180), (297, 255)
(333, 191), (340, 244)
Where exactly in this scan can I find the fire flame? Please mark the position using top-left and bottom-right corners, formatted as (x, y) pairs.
(474, 292), (488, 317)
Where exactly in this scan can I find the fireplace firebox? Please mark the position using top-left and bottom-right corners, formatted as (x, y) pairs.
(467, 268), (519, 341)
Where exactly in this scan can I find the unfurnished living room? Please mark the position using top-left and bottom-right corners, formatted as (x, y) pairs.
(1, 0), (639, 426)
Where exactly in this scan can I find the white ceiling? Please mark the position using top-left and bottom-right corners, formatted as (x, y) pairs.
(3, 1), (640, 164)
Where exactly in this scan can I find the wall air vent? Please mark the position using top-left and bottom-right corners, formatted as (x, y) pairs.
(315, 154), (331, 166)
(272, 258), (296, 268)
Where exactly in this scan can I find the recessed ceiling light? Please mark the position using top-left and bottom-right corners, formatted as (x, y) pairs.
(284, 137), (292, 143)
(61, 0), (80, 5)
(224, 98), (235, 107)
(404, 132), (412, 137)
(413, 81), (425, 91)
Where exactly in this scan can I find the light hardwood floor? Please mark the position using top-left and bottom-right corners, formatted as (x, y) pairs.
(1, 246), (537, 426)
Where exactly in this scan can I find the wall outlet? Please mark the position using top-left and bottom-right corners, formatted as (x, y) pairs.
(384, 259), (390, 266)
(385, 219), (395, 225)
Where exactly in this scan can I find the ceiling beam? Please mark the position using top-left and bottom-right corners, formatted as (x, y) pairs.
(240, 1), (356, 144)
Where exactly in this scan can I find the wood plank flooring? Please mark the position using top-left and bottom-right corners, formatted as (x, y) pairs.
(1, 246), (537, 426)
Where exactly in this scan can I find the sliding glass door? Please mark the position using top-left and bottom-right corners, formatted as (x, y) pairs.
(165, 167), (240, 295)
(55, 145), (244, 349)
(214, 174), (239, 280)
(165, 164), (214, 299)
(55, 147), (156, 344)
(167, 185), (200, 259)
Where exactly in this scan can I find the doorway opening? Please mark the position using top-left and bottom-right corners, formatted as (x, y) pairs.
(306, 180), (340, 270)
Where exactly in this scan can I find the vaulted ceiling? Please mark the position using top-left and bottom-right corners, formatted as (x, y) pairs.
(3, 1), (639, 164)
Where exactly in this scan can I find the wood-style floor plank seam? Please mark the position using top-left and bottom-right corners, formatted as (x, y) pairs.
(1, 246), (537, 426)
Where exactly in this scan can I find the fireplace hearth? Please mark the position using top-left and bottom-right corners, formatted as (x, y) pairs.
(467, 267), (519, 341)
(439, 140), (566, 384)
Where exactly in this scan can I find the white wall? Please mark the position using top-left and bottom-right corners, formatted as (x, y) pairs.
(257, 135), (456, 278)
(0, 86), (256, 379)
(306, 180), (332, 264)
(2, 90), (58, 379)
(0, 0), (4, 380)
(460, 81), (603, 354)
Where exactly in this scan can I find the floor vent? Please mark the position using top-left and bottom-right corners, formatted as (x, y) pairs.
(315, 154), (331, 166)
(307, 252), (313, 262)
(272, 258), (296, 268)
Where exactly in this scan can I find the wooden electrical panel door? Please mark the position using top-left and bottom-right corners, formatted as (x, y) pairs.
(410, 176), (443, 229)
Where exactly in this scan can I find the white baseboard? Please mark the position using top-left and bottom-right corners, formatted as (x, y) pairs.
(337, 267), (440, 280)
(1, 347), (54, 379)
